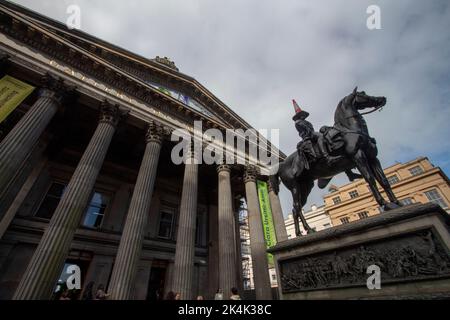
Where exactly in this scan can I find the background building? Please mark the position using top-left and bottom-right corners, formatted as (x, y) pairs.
(324, 157), (450, 226)
(285, 204), (333, 238)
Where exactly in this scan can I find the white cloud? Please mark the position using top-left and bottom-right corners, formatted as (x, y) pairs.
(10, 0), (450, 216)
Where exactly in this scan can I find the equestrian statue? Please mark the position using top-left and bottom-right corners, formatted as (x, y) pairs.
(269, 87), (401, 237)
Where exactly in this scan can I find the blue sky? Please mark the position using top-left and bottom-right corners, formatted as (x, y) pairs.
(9, 0), (450, 215)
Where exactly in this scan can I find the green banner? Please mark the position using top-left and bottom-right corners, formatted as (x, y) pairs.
(256, 180), (276, 267)
(0, 75), (34, 123)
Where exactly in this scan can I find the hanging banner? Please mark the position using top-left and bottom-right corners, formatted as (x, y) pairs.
(256, 180), (277, 267)
(0, 75), (35, 123)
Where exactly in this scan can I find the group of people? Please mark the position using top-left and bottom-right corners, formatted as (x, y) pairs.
(164, 287), (241, 300)
(57, 281), (110, 300)
(58, 283), (242, 300)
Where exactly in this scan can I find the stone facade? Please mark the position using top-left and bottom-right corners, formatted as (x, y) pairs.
(0, 2), (284, 300)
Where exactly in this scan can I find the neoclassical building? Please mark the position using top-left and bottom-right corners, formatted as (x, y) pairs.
(0, 2), (287, 300)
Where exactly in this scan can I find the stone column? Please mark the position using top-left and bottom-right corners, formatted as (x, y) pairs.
(0, 76), (70, 201)
(171, 150), (199, 300)
(244, 166), (272, 300)
(217, 164), (238, 298)
(108, 121), (163, 300)
(13, 102), (124, 300)
(268, 181), (288, 242)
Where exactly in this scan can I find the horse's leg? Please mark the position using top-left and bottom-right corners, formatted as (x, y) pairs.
(345, 169), (362, 181)
(292, 208), (300, 237)
(370, 156), (401, 208)
(300, 180), (315, 234)
(352, 149), (387, 207)
(292, 185), (310, 236)
(291, 186), (302, 236)
(298, 208), (313, 234)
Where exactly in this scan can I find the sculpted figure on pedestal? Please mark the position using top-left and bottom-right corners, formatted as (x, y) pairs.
(270, 87), (402, 236)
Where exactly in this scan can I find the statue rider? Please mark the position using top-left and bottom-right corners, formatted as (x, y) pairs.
(292, 100), (339, 170)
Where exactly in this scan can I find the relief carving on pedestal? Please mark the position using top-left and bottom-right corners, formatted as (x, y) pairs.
(279, 229), (450, 293)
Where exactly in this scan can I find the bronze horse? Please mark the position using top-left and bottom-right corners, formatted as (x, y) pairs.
(270, 87), (401, 236)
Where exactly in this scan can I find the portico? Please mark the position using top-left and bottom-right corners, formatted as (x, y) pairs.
(0, 1), (286, 301)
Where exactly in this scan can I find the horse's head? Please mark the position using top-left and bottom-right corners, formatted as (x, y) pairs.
(345, 87), (386, 110)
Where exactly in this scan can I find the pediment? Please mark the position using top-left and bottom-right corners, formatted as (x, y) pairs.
(0, 2), (245, 129)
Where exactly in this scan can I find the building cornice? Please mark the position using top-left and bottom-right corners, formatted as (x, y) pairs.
(0, 1), (285, 161)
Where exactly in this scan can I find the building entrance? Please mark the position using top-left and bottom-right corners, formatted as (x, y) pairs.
(146, 260), (167, 300)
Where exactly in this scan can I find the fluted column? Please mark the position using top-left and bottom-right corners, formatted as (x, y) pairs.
(13, 102), (124, 300)
(268, 181), (288, 242)
(171, 150), (199, 300)
(244, 166), (272, 300)
(108, 121), (163, 300)
(217, 164), (238, 298)
(0, 75), (71, 200)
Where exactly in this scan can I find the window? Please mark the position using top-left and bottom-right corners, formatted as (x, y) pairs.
(387, 175), (400, 185)
(332, 196), (341, 205)
(400, 197), (414, 205)
(323, 223), (331, 228)
(35, 182), (66, 219)
(409, 166), (424, 176)
(357, 211), (369, 219)
(340, 217), (350, 225)
(158, 206), (175, 239)
(82, 192), (110, 229)
(349, 190), (359, 199)
(424, 189), (448, 208)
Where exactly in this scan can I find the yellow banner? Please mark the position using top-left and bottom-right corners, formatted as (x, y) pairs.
(0, 75), (35, 123)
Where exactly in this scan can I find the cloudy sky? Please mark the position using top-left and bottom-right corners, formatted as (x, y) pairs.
(9, 0), (450, 216)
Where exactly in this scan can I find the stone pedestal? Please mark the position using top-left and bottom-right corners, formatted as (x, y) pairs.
(269, 203), (450, 299)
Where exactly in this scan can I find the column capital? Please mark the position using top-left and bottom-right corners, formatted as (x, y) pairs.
(162, 125), (174, 137)
(146, 120), (163, 144)
(217, 163), (231, 173)
(99, 100), (128, 127)
(244, 165), (259, 183)
(39, 73), (77, 105)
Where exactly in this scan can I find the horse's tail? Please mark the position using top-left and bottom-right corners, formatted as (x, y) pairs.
(269, 171), (280, 195)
